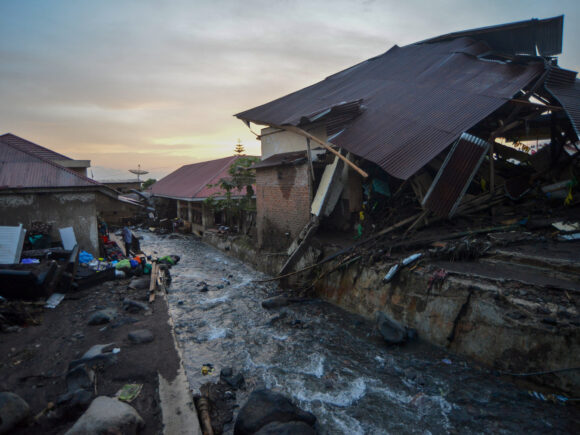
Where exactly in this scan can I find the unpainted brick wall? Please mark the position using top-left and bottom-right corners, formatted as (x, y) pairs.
(256, 163), (311, 249)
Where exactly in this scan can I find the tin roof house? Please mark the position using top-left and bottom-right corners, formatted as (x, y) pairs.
(235, 16), (580, 272)
(0, 133), (141, 254)
(149, 155), (257, 235)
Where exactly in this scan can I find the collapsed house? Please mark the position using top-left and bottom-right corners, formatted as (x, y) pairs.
(0, 133), (142, 254)
(149, 155), (257, 235)
(236, 16), (579, 271)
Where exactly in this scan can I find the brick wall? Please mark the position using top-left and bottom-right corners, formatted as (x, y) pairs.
(256, 163), (311, 250)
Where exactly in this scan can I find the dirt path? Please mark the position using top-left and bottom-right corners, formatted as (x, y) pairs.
(0, 278), (184, 434)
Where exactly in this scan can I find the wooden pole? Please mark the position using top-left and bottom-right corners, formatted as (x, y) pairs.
(280, 125), (369, 178)
(306, 138), (315, 182)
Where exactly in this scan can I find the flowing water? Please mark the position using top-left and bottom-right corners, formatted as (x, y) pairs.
(140, 231), (578, 434)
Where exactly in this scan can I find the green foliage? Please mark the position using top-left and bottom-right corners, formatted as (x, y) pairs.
(204, 156), (259, 217)
(141, 178), (157, 190)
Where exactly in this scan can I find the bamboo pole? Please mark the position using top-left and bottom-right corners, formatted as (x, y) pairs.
(280, 125), (369, 178)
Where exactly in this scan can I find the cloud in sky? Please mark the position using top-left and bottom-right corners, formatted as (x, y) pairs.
(1, 0), (579, 179)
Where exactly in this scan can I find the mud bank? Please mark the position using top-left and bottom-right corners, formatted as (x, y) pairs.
(203, 232), (580, 394)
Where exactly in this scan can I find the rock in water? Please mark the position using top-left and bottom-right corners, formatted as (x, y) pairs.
(65, 396), (144, 435)
(376, 311), (414, 345)
(234, 389), (316, 435)
(0, 392), (30, 434)
(255, 421), (317, 435)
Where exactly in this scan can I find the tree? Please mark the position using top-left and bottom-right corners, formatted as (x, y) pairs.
(234, 139), (245, 156)
(141, 178), (157, 190)
(204, 156), (259, 227)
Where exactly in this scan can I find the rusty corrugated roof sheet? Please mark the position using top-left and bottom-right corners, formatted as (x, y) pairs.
(418, 16), (563, 57)
(236, 36), (544, 180)
(0, 133), (72, 162)
(422, 133), (490, 217)
(0, 136), (101, 189)
(150, 156), (256, 200)
(545, 67), (580, 141)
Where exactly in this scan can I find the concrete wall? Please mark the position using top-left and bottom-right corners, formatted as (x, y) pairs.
(95, 194), (142, 226)
(256, 163), (312, 250)
(0, 191), (99, 254)
(314, 261), (580, 394)
(260, 126), (326, 160)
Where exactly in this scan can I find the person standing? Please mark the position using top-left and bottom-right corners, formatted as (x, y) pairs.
(122, 225), (132, 257)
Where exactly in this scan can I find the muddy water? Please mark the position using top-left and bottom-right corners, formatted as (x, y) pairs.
(140, 232), (578, 434)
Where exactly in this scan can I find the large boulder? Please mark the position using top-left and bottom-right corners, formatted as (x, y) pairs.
(65, 396), (144, 435)
(376, 311), (416, 345)
(234, 389), (316, 435)
(0, 392), (30, 434)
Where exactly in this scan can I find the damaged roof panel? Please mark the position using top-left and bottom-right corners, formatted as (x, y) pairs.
(422, 133), (490, 217)
(418, 15), (563, 56)
(237, 35), (544, 180)
(545, 67), (580, 141)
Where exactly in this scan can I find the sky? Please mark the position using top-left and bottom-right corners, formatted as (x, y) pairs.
(1, 0), (579, 180)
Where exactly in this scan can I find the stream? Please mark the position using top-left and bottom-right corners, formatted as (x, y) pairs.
(140, 231), (578, 434)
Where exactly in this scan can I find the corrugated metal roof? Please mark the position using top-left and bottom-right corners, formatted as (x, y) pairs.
(545, 67), (580, 141)
(0, 133), (72, 162)
(418, 16), (563, 56)
(0, 136), (101, 190)
(422, 133), (490, 217)
(253, 151), (307, 170)
(236, 37), (544, 180)
(150, 156), (256, 200)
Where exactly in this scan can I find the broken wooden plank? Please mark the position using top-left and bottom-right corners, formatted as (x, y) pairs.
(149, 262), (159, 303)
(279, 216), (320, 276)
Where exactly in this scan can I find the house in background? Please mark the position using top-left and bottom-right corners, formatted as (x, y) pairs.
(98, 179), (143, 194)
(0, 133), (141, 254)
(236, 16), (580, 259)
(149, 155), (256, 235)
(1, 133), (91, 177)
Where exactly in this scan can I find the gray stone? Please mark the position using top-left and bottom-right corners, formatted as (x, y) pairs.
(376, 311), (415, 345)
(0, 392), (30, 434)
(128, 277), (150, 290)
(87, 308), (117, 325)
(128, 329), (154, 344)
(234, 389), (316, 435)
(66, 364), (95, 392)
(261, 296), (305, 309)
(122, 298), (150, 313)
(65, 396), (144, 435)
(69, 343), (117, 371)
(254, 421), (317, 435)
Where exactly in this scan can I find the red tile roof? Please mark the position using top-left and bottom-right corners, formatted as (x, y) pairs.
(0, 134), (101, 189)
(150, 156), (256, 200)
